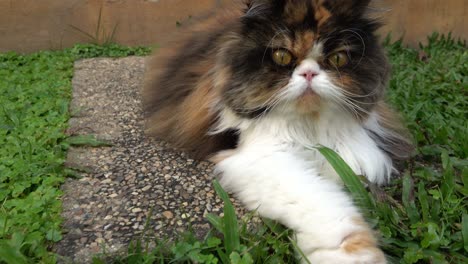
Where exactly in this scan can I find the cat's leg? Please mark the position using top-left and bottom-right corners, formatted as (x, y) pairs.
(214, 150), (386, 264)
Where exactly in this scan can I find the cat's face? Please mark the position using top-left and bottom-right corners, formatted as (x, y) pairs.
(219, 0), (389, 119)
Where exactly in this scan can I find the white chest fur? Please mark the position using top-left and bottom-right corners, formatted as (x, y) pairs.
(212, 107), (389, 263)
(214, 107), (393, 185)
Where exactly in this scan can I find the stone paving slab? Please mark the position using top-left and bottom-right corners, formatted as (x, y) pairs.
(55, 57), (238, 263)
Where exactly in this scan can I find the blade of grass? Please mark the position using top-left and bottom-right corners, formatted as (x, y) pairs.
(205, 213), (223, 233)
(216, 248), (230, 264)
(65, 135), (112, 147)
(95, 6), (103, 44)
(463, 214), (468, 252)
(417, 182), (430, 223)
(315, 146), (374, 210)
(213, 180), (240, 255)
(262, 218), (287, 236)
(289, 236), (311, 264)
(106, 22), (119, 45)
(402, 174), (420, 224)
(68, 24), (97, 42)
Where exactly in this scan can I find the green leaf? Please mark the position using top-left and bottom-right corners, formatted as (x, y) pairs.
(46, 228), (62, 242)
(420, 223), (441, 248)
(441, 150), (450, 170)
(213, 180), (240, 255)
(463, 214), (468, 252)
(206, 237), (222, 248)
(230, 252), (242, 264)
(0, 240), (28, 264)
(172, 241), (193, 259)
(229, 251), (253, 264)
(402, 174), (420, 224)
(403, 246), (424, 264)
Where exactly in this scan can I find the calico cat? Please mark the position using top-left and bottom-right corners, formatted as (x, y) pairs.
(144, 0), (413, 263)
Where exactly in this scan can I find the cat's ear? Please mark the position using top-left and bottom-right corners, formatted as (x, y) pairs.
(243, 0), (266, 9)
(242, 0), (272, 18)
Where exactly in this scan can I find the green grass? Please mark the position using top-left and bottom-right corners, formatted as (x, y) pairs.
(0, 44), (151, 263)
(379, 34), (467, 263)
(1, 34), (466, 263)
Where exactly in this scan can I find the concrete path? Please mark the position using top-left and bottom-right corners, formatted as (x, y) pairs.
(55, 57), (237, 263)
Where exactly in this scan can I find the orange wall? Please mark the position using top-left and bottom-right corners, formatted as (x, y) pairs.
(0, 0), (466, 53)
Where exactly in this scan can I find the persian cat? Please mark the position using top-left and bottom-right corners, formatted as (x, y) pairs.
(144, 0), (412, 263)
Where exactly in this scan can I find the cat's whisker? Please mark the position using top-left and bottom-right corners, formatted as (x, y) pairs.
(329, 60), (378, 107)
(342, 97), (372, 117)
(257, 88), (292, 118)
(327, 94), (360, 119)
(340, 28), (367, 67)
(230, 85), (287, 113)
(242, 83), (293, 118)
(340, 28), (367, 49)
(324, 85), (370, 119)
(335, 90), (371, 113)
(340, 88), (379, 98)
(327, 90), (364, 119)
(341, 96), (377, 104)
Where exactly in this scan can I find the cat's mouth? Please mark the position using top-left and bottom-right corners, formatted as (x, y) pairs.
(297, 86), (321, 101)
(301, 87), (317, 98)
(295, 87), (321, 113)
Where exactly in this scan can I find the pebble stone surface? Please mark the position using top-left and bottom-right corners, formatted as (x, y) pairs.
(55, 57), (241, 263)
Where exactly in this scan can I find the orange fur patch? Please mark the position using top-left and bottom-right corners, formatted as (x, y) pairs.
(313, 0), (332, 27)
(341, 231), (385, 263)
(291, 30), (316, 60)
(339, 216), (385, 261)
(178, 76), (219, 139)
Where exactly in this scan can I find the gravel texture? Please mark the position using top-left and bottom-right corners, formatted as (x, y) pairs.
(55, 57), (239, 263)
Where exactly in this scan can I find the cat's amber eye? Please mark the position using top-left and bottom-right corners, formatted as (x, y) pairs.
(328, 52), (349, 67)
(272, 49), (293, 66)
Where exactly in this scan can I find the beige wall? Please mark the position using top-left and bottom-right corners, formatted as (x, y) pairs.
(377, 0), (467, 45)
(0, 0), (227, 52)
(0, 0), (466, 53)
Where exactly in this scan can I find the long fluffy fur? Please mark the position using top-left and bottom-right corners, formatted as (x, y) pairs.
(144, 1), (413, 263)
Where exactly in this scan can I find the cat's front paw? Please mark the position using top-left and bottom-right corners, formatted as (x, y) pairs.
(305, 231), (386, 264)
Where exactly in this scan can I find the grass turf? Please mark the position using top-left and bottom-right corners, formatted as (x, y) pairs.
(0, 35), (466, 263)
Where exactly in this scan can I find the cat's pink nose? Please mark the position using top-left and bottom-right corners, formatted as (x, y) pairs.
(300, 70), (318, 81)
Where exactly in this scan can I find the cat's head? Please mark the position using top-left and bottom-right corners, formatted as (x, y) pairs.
(218, 0), (389, 119)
